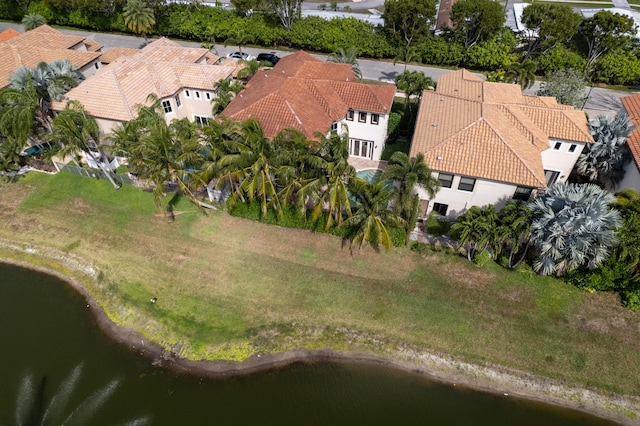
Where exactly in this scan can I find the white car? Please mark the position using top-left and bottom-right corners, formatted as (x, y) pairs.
(226, 51), (255, 61)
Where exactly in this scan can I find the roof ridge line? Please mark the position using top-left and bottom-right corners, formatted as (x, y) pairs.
(111, 68), (135, 119)
(284, 99), (303, 126)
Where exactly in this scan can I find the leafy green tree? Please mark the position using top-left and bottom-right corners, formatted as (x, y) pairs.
(231, 0), (265, 16)
(574, 114), (634, 191)
(327, 46), (362, 80)
(224, 28), (254, 57)
(580, 11), (636, 71)
(450, 205), (499, 262)
(528, 183), (621, 276)
(394, 70), (434, 112)
(536, 68), (587, 108)
(21, 13), (46, 30)
(267, 0), (303, 31)
(450, 0), (505, 48)
(343, 176), (404, 252)
(496, 200), (532, 268)
(593, 48), (640, 86)
(537, 44), (586, 75)
(463, 30), (518, 70)
(123, 0), (156, 45)
(382, 0), (437, 47)
(504, 59), (537, 90)
(51, 101), (121, 189)
(381, 152), (439, 243)
(520, 4), (581, 57)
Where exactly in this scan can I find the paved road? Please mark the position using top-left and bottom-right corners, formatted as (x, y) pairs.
(0, 21), (633, 117)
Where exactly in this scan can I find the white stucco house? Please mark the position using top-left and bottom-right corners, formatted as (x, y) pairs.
(617, 94), (640, 192)
(410, 69), (594, 219)
(221, 51), (395, 163)
(51, 38), (237, 136)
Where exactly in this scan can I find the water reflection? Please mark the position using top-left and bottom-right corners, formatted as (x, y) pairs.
(0, 263), (620, 426)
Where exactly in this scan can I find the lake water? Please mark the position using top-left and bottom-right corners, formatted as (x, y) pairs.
(0, 263), (620, 425)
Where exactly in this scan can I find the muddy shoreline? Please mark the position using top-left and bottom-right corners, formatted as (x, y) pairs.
(2, 252), (639, 425)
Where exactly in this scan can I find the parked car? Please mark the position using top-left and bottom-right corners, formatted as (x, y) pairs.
(256, 52), (280, 66)
(226, 52), (255, 61)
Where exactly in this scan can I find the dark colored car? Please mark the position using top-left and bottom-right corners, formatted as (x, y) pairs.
(256, 53), (280, 66)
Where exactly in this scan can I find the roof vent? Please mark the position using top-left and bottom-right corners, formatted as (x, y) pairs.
(440, 98), (444, 102)
(436, 156), (442, 161)
(454, 88), (458, 92)
(431, 123), (437, 127)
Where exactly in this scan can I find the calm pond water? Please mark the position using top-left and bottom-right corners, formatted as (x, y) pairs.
(0, 263), (621, 425)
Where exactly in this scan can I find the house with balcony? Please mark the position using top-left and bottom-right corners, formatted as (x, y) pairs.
(410, 69), (593, 219)
(0, 25), (103, 88)
(51, 38), (237, 135)
(221, 51), (395, 165)
(617, 94), (640, 192)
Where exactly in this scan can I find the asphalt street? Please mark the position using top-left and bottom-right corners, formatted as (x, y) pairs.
(0, 21), (633, 117)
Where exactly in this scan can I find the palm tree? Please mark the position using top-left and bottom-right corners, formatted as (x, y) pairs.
(215, 118), (285, 217)
(0, 81), (42, 144)
(50, 101), (121, 189)
(0, 138), (24, 180)
(343, 176), (405, 252)
(327, 46), (362, 80)
(237, 59), (263, 82)
(528, 183), (621, 276)
(496, 200), (533, 268)
(394, 70), (435, 112)
(309, 131), (358, 230)
(224, 28), (254, 57)
(574, 114), (634, 191)
(212, 78), (243, 115)
(381, 151), (440, 243)
(110, 97), (205, 213)
(504, 59), (537, 90)
(9, 60), (84, 103)
(450, 205), (499, 262)
(393, 45), (420, 71)
(123, 0), (156, 45)
(21, 13), (46, 30)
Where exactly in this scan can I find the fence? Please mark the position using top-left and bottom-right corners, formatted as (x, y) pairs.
(58, 164), (132, 186)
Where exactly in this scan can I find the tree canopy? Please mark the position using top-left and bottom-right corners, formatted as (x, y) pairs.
(536, 68), (587, 108)
(383, 0), (437, 47)
(449, 0), (505, 48)
(520, 4), (581, 57)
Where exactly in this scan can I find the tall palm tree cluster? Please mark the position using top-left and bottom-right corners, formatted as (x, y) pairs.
(107, 97), (439, 251)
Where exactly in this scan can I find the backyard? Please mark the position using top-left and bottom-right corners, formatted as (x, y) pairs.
(0, 171), (639, 407)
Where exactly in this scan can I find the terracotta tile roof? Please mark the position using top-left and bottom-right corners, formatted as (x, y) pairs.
(100, 47), (139, 64)
(621, 94), (640, 170)
(51, 39), (236, 121)
(0, 28), (20, 41)
(0, 44), (100, 88)
(410, 69), (593, 188)
(83, 38), (103, 52)
(6, 25), (86, 50)
(221, 51), (393, 139)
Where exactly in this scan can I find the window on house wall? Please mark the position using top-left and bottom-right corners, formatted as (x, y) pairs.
(194, 115), (209, 126)
(162, 100), (172, 114)
(358, 112), (367, 123)
(371, 113), (379, 125)
(512, 186), (533, 201)
(185, 89), (191, 98)
(94, 62), (100, 70)
(331, 122), (338, 132)
(348, 138), (374, 159)
(432, 203), (448, 216)
(568, 144), (577, 153)
(544, 170), (560, 186)
(458, 176), (476, 192)
(195, 91), (201, 100)
(205, 92), (211, 101)
(553, 142), (562, 150)
(175, 94), (181, 108)
(347, 109), (354, 121)
(438, 173), (453, 188)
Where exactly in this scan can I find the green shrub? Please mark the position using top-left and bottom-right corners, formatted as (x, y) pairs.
(593, 49), (640, 86)
(416, 37), (465, 66)
(473, 249), (492, 267)
(537, 45), (586, 75)
(621, 289), (640, 311)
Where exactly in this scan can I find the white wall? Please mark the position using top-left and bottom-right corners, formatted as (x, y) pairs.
(416, 173), (518, 219)
(616, 162), (640, 193)
(162, 88), (216, 123)
(540, 139), (586, 184)
(339, 109), (389, 161)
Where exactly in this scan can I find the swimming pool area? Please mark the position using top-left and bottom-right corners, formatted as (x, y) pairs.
(356, 169), (383, 182)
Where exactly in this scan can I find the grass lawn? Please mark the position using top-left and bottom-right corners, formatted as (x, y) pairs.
(1, 172), (639, 398)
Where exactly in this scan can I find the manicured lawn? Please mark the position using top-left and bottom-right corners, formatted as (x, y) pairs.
(1, 172), (639, 397)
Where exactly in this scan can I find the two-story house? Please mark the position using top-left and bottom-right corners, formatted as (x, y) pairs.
(52, 38), (237, 136)
(221, 51), (395, 163)
(410, 69), (593, 218)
